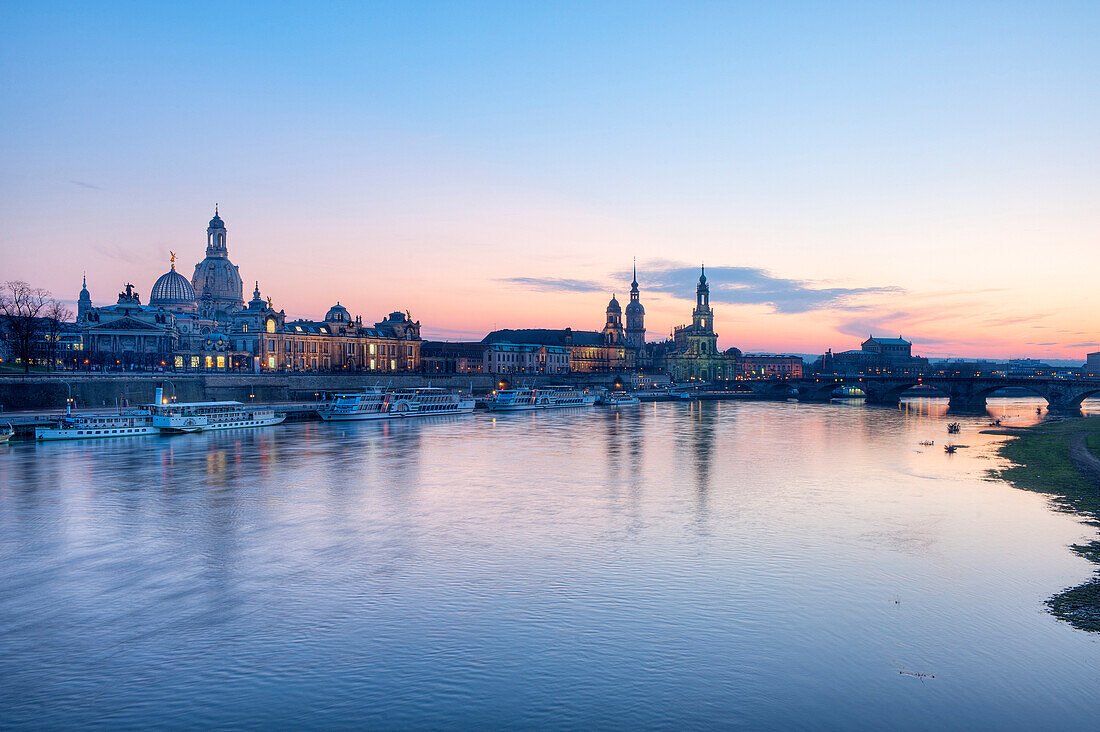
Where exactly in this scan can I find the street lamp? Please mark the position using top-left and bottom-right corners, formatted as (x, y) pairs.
(59, 379), (73, 415)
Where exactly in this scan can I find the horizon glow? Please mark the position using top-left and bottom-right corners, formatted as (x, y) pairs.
(2, 2), (1097, 360)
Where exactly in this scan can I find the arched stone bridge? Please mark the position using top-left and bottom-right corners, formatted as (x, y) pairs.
(739, 375), (1100, 412)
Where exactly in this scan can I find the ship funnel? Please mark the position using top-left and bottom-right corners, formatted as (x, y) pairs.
(155, 384), (164, 405)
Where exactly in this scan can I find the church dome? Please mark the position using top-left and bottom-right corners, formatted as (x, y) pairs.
(625, 299), (644, 315)
(607, 295), (621, 313)
(209, 209), (225, 229)
(150, 268), (197, 312)
(325, 302), (351, 323)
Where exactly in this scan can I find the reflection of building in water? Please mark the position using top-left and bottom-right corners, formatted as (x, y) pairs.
(672, 401), (717, 523)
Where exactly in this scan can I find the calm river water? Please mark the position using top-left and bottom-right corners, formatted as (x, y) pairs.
(2, 398), (1099, 729)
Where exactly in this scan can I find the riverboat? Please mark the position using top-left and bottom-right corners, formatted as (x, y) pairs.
(485, 386), (596, 411)
(150, 401), (285, 433)
(317, 387), (475, 421)
(35, 410), (159, 441)
(596, 390), (641, 407)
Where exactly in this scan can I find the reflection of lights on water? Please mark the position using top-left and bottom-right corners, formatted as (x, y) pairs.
(206, 450), (227, 475)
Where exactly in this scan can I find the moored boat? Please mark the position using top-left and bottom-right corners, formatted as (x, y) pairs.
(317, 387), (475, 421)
(596, 390), (641, 407)
(0, 423), (15, 443)
(150, 401), (285, 433)
(35, 410), (158, 441)
(485, 385), (596, 411)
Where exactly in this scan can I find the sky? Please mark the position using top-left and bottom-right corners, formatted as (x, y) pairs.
(1, 1), (1098, 359)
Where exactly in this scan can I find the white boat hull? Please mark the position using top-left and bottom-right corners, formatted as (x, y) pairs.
(36, 425), (161, 441)
(156, 415), (286, 433)
(319, 404), (476, 421)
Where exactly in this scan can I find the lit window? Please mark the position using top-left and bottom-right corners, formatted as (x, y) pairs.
(191, 356), (200, 369)
(216, 356), (225, 368)
(370, 358), (376, 370)
(266, 319), (276, 334)
(174, 356), (183, 368)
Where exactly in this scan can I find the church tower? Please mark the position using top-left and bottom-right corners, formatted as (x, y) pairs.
(603, 294), (624, 346)
(191, 206), (245, 320)
(77, 273), (92, 322)
(692, 264), (713, 332)
(624, 259), (646, 356)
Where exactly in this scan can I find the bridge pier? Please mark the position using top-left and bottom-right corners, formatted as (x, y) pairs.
(948, 396), (987, 412)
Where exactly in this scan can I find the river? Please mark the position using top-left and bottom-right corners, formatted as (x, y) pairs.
(1, 398), (1098, 729)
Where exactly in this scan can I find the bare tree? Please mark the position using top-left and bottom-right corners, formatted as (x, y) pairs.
(0, 281), (49, 373)
(41, 300), (74, 371)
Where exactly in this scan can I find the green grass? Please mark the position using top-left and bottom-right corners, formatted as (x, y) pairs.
(996, 417), (1100, 633)
(997, 417), (1100, 517)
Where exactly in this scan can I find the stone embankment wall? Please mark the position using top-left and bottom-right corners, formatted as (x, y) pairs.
(0, 373), (625, 410)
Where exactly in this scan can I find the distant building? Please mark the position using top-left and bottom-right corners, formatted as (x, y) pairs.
(818, 334), (927, 375)
(1006, 358), (1052, 377)
(483, 325), (633, 373)
(483, 342), (570, 374)
(77, 209), (421, 372)
(624, 262), (646, 360)
(650, 266), (739, 381)
(861, 336), (912, 361)
(738, 354), (803, 379)
(1087, 352), (1100, 375)
(421, 341), (488, 374)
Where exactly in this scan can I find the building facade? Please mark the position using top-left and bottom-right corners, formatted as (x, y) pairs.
(817, 335), (927, 376)
(650, 266), (739, 381)
(78, 209), (421, 372)
(737, 354), (804, 379)
(1087, 351), (1100, 375)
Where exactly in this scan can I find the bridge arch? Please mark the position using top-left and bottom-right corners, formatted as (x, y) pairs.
(971, 382), (1050, 406)
(875, 381), (950, 404)
(798, 378), (867, 402)
(1063, 386), (1100, 410)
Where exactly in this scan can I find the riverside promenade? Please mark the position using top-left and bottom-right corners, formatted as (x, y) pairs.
(0, 372), (627, 412)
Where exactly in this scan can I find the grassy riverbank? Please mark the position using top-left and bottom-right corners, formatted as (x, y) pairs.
(994, 417), (1100, 632)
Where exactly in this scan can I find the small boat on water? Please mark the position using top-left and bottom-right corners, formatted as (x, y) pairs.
(596, 390), (641, 407)
(485, 386), (597, 412)
(317, 387), (475, 421)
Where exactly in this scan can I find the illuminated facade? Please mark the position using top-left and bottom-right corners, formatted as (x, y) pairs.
(78, 209), (421, 372)
(650, 266), (739, 381)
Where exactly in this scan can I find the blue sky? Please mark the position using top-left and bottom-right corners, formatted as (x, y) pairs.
(2, 1), (1097, 357)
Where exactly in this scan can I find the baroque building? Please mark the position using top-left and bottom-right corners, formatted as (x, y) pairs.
(649, 266), (740, 381)
(192, 207), (245, 320)
(77, 209), (421, 373)
(624, 262), (646, 357)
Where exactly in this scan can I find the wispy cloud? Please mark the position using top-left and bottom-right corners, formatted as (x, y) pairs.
(498, 277), (606, 294)
(70, 179), (101, 190)
(629, 262), (902, 314)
